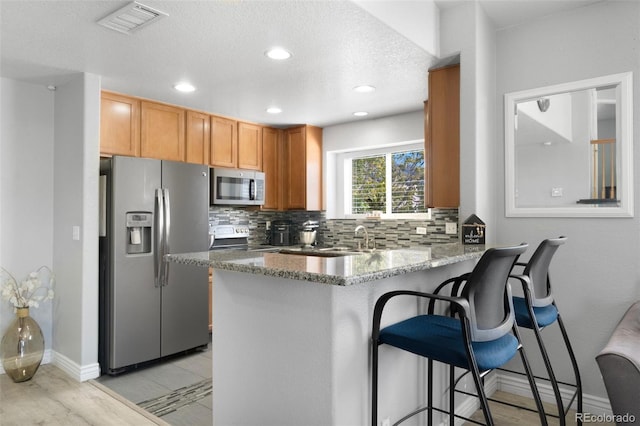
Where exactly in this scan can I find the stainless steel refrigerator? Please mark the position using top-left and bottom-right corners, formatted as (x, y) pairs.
(99, 156), (209, 375)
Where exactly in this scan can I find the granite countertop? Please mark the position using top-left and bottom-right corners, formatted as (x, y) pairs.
(167, 243), (486, 286)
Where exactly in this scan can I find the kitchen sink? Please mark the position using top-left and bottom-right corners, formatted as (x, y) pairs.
(277, 246), (388, 257)
(277, 248), (363, 257)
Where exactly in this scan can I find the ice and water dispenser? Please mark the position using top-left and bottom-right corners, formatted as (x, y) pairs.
(125, 212), (152, 254)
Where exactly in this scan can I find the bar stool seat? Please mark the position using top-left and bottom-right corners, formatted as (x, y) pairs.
(512, 297), (558, 328)
(379, 314), (519, 371)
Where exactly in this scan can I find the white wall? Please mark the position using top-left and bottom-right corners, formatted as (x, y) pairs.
(0, 78), (55, 360)
(0, 75), (101, 381)
(52, 73), (101, 380)
(439, 2), (497, 244)
(494, 0), (640, 403)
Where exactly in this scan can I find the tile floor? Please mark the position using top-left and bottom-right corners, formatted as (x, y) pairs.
(97, 341), (212, 426)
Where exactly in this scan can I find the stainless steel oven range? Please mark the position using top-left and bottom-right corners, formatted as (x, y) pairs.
(209, 224), (250, 250)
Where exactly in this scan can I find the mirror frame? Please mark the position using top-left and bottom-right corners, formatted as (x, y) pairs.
(505, 72), (633, 217)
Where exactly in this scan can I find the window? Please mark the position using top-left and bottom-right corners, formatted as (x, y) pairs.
(346, 146), (428, 218)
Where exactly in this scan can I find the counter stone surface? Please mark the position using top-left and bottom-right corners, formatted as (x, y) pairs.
(167, 243), (485, 286)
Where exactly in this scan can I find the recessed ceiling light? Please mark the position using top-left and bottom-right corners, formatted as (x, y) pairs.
(174, 82), (195, 93)
(265, 47), (292, 60)
(353, 111), (369, 117)
(353, 85), (376, 93)
(266, 107), (282, 114)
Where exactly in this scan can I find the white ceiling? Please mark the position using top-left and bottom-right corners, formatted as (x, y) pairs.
(0, 0), (601, 128)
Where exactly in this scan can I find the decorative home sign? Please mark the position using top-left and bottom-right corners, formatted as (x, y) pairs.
(463, 214), (485, 245)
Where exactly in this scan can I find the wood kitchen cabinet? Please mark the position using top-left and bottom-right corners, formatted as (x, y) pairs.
(185, 110), (210, 165)
(140, 101), (186, 162)
(424, 63), (460, 208)
(261, 127), (283, 210)
(210, 115), (238, 168)
(100, 92), (140, 157)
(237, 122), (263, 170)
(284, 125), (323, 211)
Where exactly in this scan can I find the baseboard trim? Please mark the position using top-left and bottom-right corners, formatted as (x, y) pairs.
(52, 351), (100, 382)
(496, 372), (613, 416)
(0, 349), (99, 382)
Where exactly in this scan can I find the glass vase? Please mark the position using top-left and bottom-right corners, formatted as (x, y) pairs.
(1, 307), (45, 383)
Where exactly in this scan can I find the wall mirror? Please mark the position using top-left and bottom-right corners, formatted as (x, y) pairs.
(505, 72), (633, 217)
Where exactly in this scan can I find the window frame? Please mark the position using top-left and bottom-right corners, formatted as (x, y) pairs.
(342, 142), (431, 220)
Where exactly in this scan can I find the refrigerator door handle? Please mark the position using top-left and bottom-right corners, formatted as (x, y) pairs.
(155, 188), (165, 288)
(162, 188), (171, 287)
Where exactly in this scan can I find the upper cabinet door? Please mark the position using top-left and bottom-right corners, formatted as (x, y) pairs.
(140, 101), (186, 162)
(284, 125), (323, 211)
(238, 122), (263, 170)
(284, 127), (307, 210)
(262, 127), (282, 210)
(100, 92), (140, 156)
(210, 116), (238, 168)
(425, 64), (460, 208)
(185, 110), (210, 165)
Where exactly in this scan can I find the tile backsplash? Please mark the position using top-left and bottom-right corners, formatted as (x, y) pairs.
(209, 207), (459, 248)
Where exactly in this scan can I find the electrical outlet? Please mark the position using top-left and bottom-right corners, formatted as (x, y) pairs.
(266, 221), (271, 230)
(416, 226), (427, 235)
(445, 222), (457, 235)
(381, 417), (391, 426)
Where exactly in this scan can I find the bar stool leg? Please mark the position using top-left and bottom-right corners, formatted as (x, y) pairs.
(557, 312), (583, 425)
(449, 365), (455, 426)
(428, 358), (434, 426)
(526, 305), (566, 424)
(513, 325), (548, 426)
(372, 341), (379, 426)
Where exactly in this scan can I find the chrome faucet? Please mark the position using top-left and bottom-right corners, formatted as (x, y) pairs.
(354, 225), (369, 250)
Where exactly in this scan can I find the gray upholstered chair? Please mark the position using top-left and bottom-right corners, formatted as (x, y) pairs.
(596, 301), (640, 426)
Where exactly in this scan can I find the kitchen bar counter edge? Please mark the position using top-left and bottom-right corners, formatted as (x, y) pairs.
(166, 243), (486, 286)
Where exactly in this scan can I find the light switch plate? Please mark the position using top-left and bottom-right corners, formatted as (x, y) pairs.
(551, 187), (563, 197)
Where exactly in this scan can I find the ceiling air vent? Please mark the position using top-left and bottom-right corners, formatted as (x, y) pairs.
(97, 1), (168, 34)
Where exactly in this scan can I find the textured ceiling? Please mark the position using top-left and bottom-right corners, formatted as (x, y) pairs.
(0, 1), (436, 127)
(1, 0), (601, 128)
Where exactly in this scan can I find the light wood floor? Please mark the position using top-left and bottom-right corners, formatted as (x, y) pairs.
(0, 364), (169, 425)
(468, 391), (614, 426)
(1, 366), (614, 426)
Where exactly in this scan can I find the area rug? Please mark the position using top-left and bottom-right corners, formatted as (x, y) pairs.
(137, 378), (212, 417)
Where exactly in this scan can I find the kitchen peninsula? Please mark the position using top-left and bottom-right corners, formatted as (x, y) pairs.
(168, 244), (485, 425)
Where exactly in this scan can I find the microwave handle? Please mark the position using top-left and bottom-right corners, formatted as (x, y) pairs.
(249, 179), (256, 200)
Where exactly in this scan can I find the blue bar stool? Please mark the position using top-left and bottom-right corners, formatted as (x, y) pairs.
(371, 244), (547, 426)
(500, 236), (582, 425)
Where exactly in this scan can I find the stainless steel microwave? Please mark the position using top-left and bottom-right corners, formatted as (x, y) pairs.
(211, 168), (265, 206)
